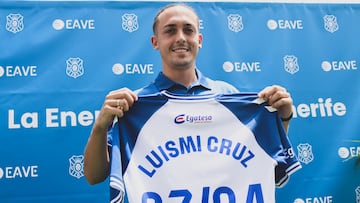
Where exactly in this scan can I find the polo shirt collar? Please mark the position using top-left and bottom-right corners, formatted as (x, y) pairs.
(154, 68), (211, 91)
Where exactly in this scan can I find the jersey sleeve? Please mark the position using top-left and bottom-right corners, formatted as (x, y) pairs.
(253, 101), (302, 187)
(273, 115), (302, 187)
(108, 119), (126, 203)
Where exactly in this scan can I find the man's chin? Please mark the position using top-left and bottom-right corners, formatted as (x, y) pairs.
(171, 61), (193, 70)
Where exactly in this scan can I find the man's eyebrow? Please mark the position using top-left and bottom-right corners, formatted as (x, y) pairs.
(163, 24), (176, 29)
(184, 23), (195, 28)
(163, 23), (195, 29)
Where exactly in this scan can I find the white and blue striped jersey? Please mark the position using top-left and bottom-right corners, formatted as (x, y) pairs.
(109, 92), (301, 203)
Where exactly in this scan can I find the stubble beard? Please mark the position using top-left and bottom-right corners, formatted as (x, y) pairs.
(170, 58), (194, 70)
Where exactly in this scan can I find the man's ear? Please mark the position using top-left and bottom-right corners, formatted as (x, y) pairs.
(198, 33), (203, 48)
(151, 35), (159, 50)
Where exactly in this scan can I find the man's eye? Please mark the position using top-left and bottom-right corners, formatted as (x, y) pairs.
(165, 29), (175, 34)
(184, 28), (194, 34)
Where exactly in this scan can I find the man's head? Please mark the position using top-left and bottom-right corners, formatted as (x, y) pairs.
(151, 3), (203, 71)
(152, 3), (200, 35)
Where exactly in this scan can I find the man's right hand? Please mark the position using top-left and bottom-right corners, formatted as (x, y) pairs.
(95, 87), (138, 131)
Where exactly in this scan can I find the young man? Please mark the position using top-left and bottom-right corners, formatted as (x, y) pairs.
(84, 3), (295, 202)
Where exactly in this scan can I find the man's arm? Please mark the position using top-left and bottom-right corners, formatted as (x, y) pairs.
(84, 121), (111, 184)
(83, 88), (137, 184)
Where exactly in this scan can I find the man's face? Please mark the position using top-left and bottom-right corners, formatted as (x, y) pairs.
(151, 6), (203, 70)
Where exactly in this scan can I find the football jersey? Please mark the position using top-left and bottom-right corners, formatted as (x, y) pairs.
(109, 92), (301, 203)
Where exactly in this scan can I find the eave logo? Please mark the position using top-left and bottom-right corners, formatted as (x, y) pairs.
(112, 63), (154, 75)
(321, 60), (357, 72)
(338, 144), (360, 161)
(294, 196), (333, 203)
(53, 19), (95, 30)
(267, 19), (304, 30)
(0, 165), (39, 179)
(222, 61), (261, 73)
(0, 65), (37, 77)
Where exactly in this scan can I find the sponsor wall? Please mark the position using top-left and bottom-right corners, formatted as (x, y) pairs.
(0, 1), (359, 203)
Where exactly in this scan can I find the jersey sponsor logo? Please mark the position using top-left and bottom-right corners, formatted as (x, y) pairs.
(174, 114), (213, 124)
(174, 114), (186, 124)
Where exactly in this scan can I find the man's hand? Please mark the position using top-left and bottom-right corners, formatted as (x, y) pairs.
(95, 87), (138, 131)
(258, 85), (293, 122)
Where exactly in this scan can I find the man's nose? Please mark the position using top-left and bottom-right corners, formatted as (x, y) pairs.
(176, 31), (186, 43)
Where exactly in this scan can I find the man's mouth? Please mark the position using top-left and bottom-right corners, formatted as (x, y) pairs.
(172, 47), (189, 53)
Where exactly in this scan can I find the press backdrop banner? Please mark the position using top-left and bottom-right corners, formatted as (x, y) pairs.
(0, 1), (359, 203)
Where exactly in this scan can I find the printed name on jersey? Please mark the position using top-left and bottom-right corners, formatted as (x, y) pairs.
(138, 134), (255, 178)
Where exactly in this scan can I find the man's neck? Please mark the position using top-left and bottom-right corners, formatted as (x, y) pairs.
(162, 66), (197, 88)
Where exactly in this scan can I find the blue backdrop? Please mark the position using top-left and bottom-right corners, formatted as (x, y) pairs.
(0, 1), (359, 203)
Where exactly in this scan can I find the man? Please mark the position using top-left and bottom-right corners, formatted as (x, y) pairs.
(84, 3), (294, 200)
